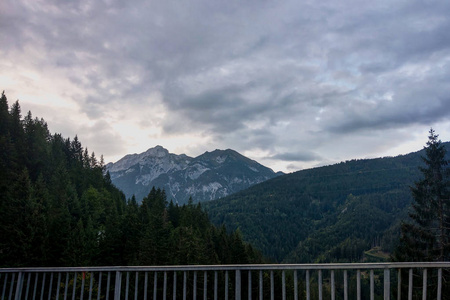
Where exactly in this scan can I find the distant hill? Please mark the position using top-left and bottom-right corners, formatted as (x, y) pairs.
(204, 142), (450, 263)
(106, 146), (281, 204)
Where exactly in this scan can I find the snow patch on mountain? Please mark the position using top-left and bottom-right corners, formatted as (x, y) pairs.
(203, 182), (222, 193)
(216, 156), (227, 164)
(186, 163), (210, 180)
(231, 177), (243, 184)
(248, 166), (259, 172)
(125, 168), (135, 174)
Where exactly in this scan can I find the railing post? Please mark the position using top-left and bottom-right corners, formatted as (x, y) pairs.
(81, 272), (85, 300)
(193, 271), (197, 300)
(2, 273), (7, 300)
(357, 269), (361, 300)
(173, 271), (177, 300)
(422, 269), (427, 300)
(270, 271), (274, 300)
(106, 272), (111, 300)
(9, 273), (15, 300)
(408, 269), (413, 300)
(318, 270), (323, 300)
(306, 270), (310, 300)
(135, 271), (139, 300)
(144, 271), (148, 300)
(282, 270), (286, 300)
(114, 271), (122, 300)
(371, 269), (375, 300)
(225, 271), (229, 300)
(203, 271), (207, 300)
(344, 270), (348, 300)
(26, 273), (33, 300)
(125, 272), (130, 300)
(331, 270), (335, 300)
(164, 271), (167, 300)
(384, 268), (390, 300)
(248, 270), (252, 300)
(64, 272), (69, 300)
(294, 270), (298, 300)
(183, 271), (187, 300)
(156, 272), (161, 300)
(89, 272), (94, 300)
(41, 273), (46, 300)
(214, 271), (218, 300)
(97, 272), (103, 300)
(235, 270), (241, 300)
(259, 270), (263, 300)
(49, 272), (54, 300)
(437, 268), (442, 300)
(14, 271), (23, 300)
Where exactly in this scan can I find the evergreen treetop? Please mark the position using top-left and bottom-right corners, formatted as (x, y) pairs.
(394, 128), (450, 262)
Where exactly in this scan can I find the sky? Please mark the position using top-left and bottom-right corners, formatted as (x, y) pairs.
(1, 0), (450, 173)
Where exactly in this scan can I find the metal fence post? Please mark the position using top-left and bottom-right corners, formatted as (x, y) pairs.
(235, 270), (241, 300)
(331, 270), (335, 300)
(371, 269), (375, 300)
(437, 268), (442, 300)
(14, 272), (23, 300)
(384, 268), (390, 300)
(306, 270), (310, 300)
(344, 270), (348, 300)
(318, 270), (322, 300)
(422, 269), (427, 300)
(114, 271), (122, 300)
(357, 269), (361, 300)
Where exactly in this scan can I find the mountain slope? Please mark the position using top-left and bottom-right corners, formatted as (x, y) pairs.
(106, 146), (280, 204)
(204, 142), (450, 262)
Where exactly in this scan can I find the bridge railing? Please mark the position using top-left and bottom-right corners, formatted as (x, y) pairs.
(1, 262), (449, 299)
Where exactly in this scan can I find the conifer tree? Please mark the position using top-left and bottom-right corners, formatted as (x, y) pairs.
(394, 128), (450, 261)
(0, 91), (9, 134)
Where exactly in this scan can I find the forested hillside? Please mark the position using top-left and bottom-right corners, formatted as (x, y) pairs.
(0, 92), (263, 267)
(205, 142), (450, 262)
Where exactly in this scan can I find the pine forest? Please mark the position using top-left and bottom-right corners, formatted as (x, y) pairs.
(0, 92), (264, 268)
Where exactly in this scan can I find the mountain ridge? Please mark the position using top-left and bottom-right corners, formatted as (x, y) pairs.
(106, 146), (281, 203)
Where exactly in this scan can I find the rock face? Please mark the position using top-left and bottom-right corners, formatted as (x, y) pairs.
(106, 146), (281, 204)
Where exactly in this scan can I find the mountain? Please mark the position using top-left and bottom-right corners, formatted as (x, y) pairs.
(106, 146), (281, 204)
(204, 142), (450, 263)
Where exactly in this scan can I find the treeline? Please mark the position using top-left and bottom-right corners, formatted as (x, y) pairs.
(205, 141), (450, 262)
(0, 91), (263, 267)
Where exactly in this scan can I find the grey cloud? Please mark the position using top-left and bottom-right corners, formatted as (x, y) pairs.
(286, 163), (303, 172)
(271, 151), (322, 162)
(79, 120), (128, 160)
(325, 69), (450, 134)
(3, 0), (450, 172)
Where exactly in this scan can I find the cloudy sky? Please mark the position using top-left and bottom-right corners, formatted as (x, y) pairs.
(1, 0), (450, 172)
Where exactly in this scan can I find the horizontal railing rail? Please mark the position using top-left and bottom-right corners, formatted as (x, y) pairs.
(1, 262), (449, 299)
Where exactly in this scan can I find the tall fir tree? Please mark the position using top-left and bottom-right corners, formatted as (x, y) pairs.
(394, 128), (450, 262)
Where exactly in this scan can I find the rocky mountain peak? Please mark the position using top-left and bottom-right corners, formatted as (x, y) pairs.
(106, 146), (282, 204)
(108, 146), (191, 173)
(143, 145), (169, 158)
